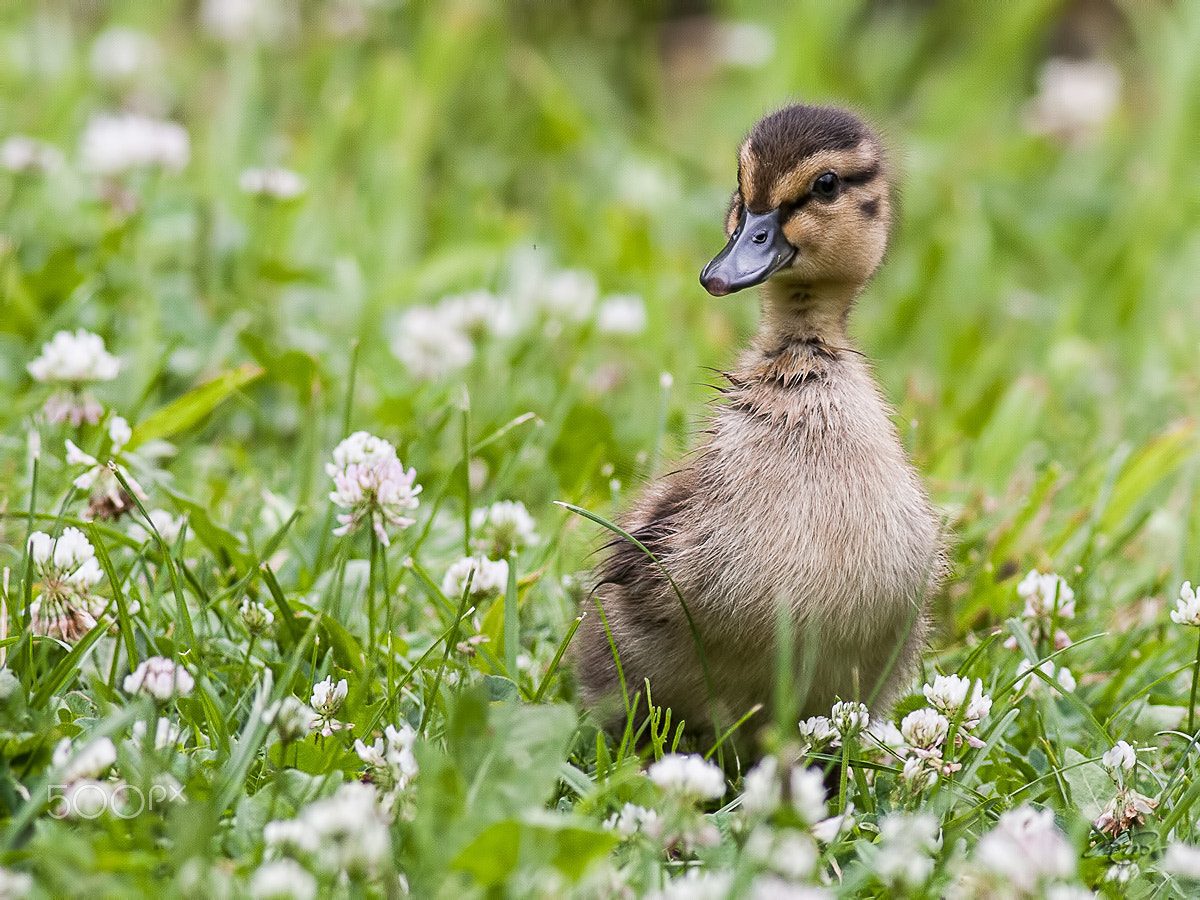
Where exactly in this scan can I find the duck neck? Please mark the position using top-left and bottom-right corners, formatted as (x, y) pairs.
(753, 279), (860, 355)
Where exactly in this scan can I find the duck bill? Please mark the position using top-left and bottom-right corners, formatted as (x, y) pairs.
(699, 208), (796, 296)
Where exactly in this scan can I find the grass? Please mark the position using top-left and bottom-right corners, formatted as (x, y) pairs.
(3, 0), (1200, 896)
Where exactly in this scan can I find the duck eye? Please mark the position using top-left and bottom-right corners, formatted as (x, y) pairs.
(812, 172), (840, 200)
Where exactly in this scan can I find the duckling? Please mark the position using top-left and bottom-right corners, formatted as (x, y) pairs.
(575, 103), (943, 742)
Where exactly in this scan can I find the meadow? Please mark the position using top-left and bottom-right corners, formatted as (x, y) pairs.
(2, 0), (1200, 896)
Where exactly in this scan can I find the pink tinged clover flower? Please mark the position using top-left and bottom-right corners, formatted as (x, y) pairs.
(900, 708), (949, 753)
(326, 432), (421, 547)
(922, 674), (993, 746)
(310, 676), (349, 737)
(64, 415), (148, 518)
(1095, 786), (1158, 838)
(27, 527), (107, 642)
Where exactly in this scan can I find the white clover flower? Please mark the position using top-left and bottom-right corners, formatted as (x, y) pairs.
(27, 331), (120, 388)
(900, 755), (938, 792)
(1016, 658), (1077, 695)
(922, 673), (971, 714)
(470, 500), (538, 557)
(538, 269), (599, 322)
(1, 135), (64, 173)
(64, 415), (140, 502)
(646, 870), (732, 900)
(874, 812), (941, 887)
(1017, 570), (1076, 620)
(1025, 57), (1121, 142)
(309, 677), (349, 737)
(596, 293), (647, 335)
(390, 305), (475, 379)
(239, 166), (306, 199)
(297, 782), (391, 876)
(89, 27), (160, 82)
(1163, 842), (1200, 880)
(975, 805), (1075, 891)
(604, 802), (659, 839)
(326, 431), (421, 547)
(249, 858), (317, 900)
(354, 722), (418, 808)
(131, 717), (181, 750)
(264, 818), (320, 857)
(1095, 784), (1158, 837)
(441, 555), (509, 599)
(812, 805), (855, 844)
(647, 753), (725, 801)
(1058, 667), (1077, 692)
(1171, 582), (1200, 626)
(27, 528), (106, 643)
(1104, 861), (1138, 884)
(745, 826), (818, 880)
(123, 656), (194, 701)
(29, 528), (103, 591)
(311, 677), (348, 716)
(798, 714), (836, 748)
(740, 756), (827, 824)
(55, 778), (127, 820)
(830, 700), (869, 739)
(201, 0), (293, 43)
(53, 737), (117, 783)
(28, 329), (120, 425)
(240, 599), (275, 636)
(923, 674), (993, 729)
(0, 867), (34, 898)
(108, 415), (132, 448)
(747, 875), (833, 900)
(900, 708), (949, 751)
(439, 290), (516, 340)
(264, 696), (318, 743)
(80, 113), (189, 175)
(1044, 888), (1095, 900)
(1102, 740), (1136, 775)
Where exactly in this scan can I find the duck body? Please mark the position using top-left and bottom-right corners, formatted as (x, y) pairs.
(575, 104), (943, 738)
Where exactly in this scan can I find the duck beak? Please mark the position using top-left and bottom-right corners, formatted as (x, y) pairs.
(699, 208), (796, 296)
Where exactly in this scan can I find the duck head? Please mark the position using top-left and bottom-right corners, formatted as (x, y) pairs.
(700, 104), (891, 298)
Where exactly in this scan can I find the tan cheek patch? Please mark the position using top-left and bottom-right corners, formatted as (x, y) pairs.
(781, 202), (842, 249)
(781, 216), (812, 249)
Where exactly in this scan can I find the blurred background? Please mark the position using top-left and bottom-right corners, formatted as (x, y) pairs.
(2, 0), (1200, 639)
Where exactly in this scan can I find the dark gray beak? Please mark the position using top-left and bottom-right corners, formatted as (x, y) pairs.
(699, 208), (796, 296)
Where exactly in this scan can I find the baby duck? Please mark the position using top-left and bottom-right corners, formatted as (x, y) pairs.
(575, 103), (943, 741)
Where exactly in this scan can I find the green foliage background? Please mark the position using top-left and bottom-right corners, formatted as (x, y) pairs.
(3, 0), (1200, 896)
